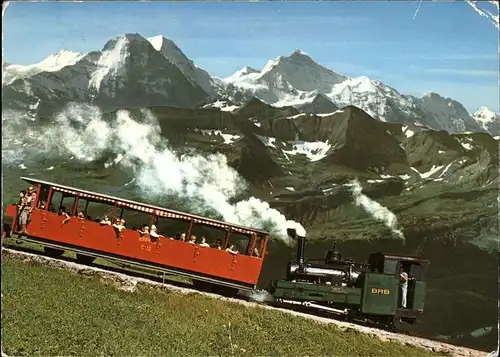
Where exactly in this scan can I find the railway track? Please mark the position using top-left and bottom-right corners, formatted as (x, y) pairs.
(1, 240), (489, 357)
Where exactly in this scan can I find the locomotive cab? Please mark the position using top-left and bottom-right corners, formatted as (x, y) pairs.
(368, 252), (429, 323)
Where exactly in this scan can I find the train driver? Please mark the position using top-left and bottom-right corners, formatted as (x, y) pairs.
(400, 269), (409, 308)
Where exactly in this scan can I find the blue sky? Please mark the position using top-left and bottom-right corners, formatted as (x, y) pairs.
(3, 1), (498, 112)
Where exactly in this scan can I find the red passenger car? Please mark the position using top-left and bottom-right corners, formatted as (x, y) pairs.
(3, 177), (270, 292)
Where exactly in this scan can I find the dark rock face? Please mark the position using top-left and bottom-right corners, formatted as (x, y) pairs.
(296, 93), (339, 115)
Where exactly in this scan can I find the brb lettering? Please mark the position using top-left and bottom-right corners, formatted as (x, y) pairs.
(371, 288), (390, 295)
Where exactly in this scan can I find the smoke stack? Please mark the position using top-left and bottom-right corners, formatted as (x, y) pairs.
(287, 228), (305, 269)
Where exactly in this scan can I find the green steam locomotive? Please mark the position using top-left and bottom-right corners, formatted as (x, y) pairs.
(267, 229), (429, 328)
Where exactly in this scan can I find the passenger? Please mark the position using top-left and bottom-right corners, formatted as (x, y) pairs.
(180, 232), (186, 242)
(17, 191), (27, 232)
(77, 211), (85, 219)
(150, 225), (163, 239)
(226, 245), (239, 255)
(58, 206), (70, 224)
(214, 239), (222, 250)
(188, 235), (196, 244)
(199, 236), (210, 247)
(17, 190), (27, 216)
(22, 186), (37, 228)
(100, 215), (112, 226)
(26, 187), (37, 207)
(400, 269), (409, 308)
(137, 224), (149, 235)
(113, 218), (125, 232)
(38, 200), (46, 209)
(253, 248), (260, 257)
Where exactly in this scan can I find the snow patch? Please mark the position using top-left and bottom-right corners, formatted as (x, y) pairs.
(316, 109), (344, 117)
(210, 100), (239, 112)
(221, 134), (241, 144)
(256, 135), (278, 149)
(461, 142), (473, 150)
(283, 140), (332, 162)
(89, 37), (129, 91)
(411, 165), (444, 179)
(405, 129), (415, 138)
(287, 113), (307, 120)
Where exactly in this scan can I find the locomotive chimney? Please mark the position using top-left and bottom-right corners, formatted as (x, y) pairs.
(287, 228), (305, 269)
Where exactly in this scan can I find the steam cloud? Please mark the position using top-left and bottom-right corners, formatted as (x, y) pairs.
(344, 179), (405, 241)
(3, 104), (305, 243)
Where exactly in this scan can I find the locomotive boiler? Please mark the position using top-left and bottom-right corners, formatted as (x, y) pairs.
(285, 228), (369, 286)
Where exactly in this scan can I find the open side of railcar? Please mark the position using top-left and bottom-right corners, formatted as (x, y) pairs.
(3, 177), (270, 292)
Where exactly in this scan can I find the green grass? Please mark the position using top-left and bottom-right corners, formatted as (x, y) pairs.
(2, 237), (192, 285)
(1, 255), (445, 357)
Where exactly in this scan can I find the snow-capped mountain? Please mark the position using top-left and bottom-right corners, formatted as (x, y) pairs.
(472, 107), (500, 136)
(1, 33), (492, 135)
(2, 33), (209, 116)
(3, 49), (85, 86)
(223, 53), (485, 134)
(225, 49), (348, 107)
(417, 92), (486, 134)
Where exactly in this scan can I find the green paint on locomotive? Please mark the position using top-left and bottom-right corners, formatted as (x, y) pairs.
(268, 279), (362, 306)
(268, 268), (429, 322)
(269, 272), (402, 316)
(360, 273), (399, 315)
(409, 280), (427, 311)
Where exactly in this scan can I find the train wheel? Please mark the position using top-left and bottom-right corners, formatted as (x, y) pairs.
(192, 280), (215, 292)
(76, 253), (95, 265)
(44, 247), (64, 258)
(212, 285), (239, 297)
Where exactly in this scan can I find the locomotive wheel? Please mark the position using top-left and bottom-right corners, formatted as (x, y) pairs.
(44, 246), (64, 258)
(76, 253), (95, 265)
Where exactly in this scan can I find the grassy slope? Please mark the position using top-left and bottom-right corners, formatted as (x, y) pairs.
(1, 255), (444, 357)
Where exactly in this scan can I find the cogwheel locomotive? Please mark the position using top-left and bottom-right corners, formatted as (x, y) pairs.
(267, 229), (429, 328)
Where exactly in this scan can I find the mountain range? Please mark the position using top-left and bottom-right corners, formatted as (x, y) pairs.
(2, 32), (498, 352)
(3, 33), (499, 136)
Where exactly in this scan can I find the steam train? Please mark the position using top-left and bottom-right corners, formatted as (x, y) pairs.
(2, 177), (429, 330)
(267, 229), (429, 327)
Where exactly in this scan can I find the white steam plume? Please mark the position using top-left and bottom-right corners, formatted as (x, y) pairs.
(344, 179), (405, 241)
(11, 104), (305, 243)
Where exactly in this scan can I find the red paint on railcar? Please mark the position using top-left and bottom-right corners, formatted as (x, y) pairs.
(4, 177), (271, 289)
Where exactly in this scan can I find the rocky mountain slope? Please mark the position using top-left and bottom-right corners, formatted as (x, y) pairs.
(3, 33), (496, 135)
(2, 98), (497, 351)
